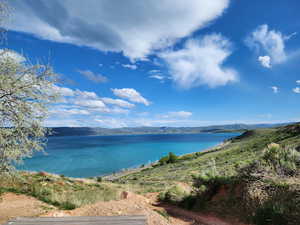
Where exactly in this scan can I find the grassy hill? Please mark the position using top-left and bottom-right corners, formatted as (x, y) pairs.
(114, 123), (300, 225)
(115, 124), (299, 189)
(0, 172), (122, 210)
(1, 123), (299, 224)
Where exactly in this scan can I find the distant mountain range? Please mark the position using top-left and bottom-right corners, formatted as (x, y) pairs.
(48, 123), (291, 136)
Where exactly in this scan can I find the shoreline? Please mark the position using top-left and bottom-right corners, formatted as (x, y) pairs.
(19, 139), (232, 180)
(19, 133), (239, 180)
(102, 140), (231, 181)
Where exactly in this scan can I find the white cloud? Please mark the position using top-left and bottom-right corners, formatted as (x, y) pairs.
(111, 88), (150, 106)
(296, 80), (300, 85)
(45, 119), (84, 127)
(122, 64), (137, 70)
(149, 74), (164, 80)
(293, 87), (300, 94)
(78, 70), (108, 83)
(52, 85), (75, 96)
(258, 55), (271, 68)
(271, 86), (279, 93)
(7, 0), (229, 61)
(109, 107), (130, 114)
(74, 90), (98, 99)
(101, 97), (135, 108)
(246, 24), (288, 67)
(52, 85), (100, 100)
(163, 111), (193, 118)
(0, 49), (26, 63)
(95, 118), (127, 128)
(74, 99), (106, 108)
(50, 84), (137, 116)
(284, 32), (297, 40)
(149, 74), (166, 82)
(149, 70), (161, 74)
(159, 34), (237, 89)
(50, 108), (90, 116)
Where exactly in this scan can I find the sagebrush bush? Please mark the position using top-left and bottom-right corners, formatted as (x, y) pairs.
(158, 185), (188, 204)
(262, 143), (300, 176)
(158, 152), (178, 165)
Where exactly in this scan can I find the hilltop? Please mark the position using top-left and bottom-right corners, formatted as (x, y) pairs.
(49, 123), (289, 136)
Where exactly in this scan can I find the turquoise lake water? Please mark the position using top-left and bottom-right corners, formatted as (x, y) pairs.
(18, 133), (240, 177)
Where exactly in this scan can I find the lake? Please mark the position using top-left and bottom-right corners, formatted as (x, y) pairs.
(18, 132), (240, 177)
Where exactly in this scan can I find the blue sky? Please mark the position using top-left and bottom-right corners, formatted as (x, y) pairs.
(4, 0), (300, 127)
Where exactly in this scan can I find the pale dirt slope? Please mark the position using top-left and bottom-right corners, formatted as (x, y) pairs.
(1, 192), (247, 225)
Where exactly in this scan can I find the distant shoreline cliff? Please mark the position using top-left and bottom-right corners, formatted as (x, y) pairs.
(48, 123), (289, 136)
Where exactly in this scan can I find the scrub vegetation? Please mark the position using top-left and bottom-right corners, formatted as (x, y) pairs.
(0, 171), (120, 210)
(116, 123), (300, 225)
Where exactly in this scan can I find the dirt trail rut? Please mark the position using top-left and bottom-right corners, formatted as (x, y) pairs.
(1, 192), (247, 225)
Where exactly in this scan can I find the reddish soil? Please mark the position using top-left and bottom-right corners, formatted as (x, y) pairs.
(1, 192), (247, 225)
(0, 193), (54, 224)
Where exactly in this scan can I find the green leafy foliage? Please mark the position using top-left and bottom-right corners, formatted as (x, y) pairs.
(158, 152), (178, 165)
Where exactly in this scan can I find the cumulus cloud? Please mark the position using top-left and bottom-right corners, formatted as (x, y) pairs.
(293, 87), (300, 94)
(52, 85), (100, 100)
(101, 97), (135, 108)
(52, 85), (75, 96)
(271, 86), (279, 93)
(258, 56), (271, 68)
(74, 90), (98, 99)
(73, 99), (106, 108)
(122, 64), (137, 70)
(6, 0), (229, 61)
(111, 88), (150, 106)
(78, 70), (108, 83)
(50, 84), (139, 118)
(246, 24), (288, 67)
(50, 108), (90, 116)
(163, 111), (193, 118)
(296, 80), (300, 85)
(159, 34), (237, 89)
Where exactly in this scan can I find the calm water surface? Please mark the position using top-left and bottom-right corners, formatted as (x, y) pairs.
(18, 133), (240, 177)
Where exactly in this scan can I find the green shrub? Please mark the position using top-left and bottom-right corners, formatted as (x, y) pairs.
(158, 152), (178, 165)
(60, 201), (77, 210)
(158, 156), (169, 165)
(158, 185), (188, 204)
(262, 143), (300, 175)
(253, 204), (287, 225)
(168, 152), (178, 163)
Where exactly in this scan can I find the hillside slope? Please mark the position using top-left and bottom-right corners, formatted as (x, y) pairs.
(115, 123), (300, 190)
(114, 123), (300, 225)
